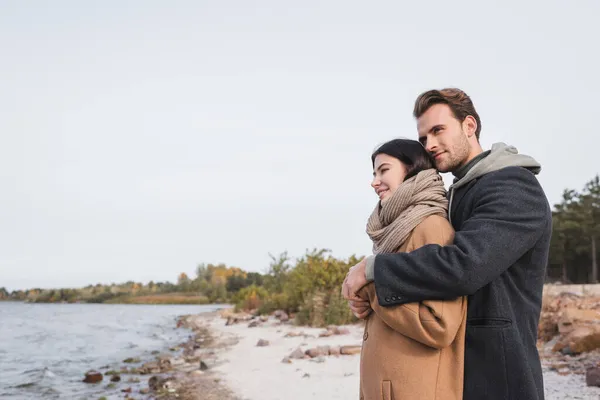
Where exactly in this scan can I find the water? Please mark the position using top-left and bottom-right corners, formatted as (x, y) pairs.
(0, 302), (225, 399)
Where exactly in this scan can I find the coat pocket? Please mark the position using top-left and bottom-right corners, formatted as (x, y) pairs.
(465, 323), (510, 400)
(381, 380), (392, 400)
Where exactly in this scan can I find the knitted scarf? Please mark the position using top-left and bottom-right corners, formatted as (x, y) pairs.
(366, 169), (448, 254)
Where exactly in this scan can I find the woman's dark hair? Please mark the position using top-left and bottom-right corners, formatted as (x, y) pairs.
(371, 138), (435, 181)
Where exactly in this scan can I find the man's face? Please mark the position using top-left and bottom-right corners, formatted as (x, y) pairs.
(417, 104), (471, 173)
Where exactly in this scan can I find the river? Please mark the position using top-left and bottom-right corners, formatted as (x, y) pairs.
(0, 302), (225, 399)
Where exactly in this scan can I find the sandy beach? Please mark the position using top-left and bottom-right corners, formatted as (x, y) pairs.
(207, 312), (364, 400)
(192, 310), (600, 400)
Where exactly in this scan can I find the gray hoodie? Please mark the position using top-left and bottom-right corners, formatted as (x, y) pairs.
(447, 142), (541, 223)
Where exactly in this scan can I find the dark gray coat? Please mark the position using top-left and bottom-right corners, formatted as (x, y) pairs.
(373, 165), (552, 400)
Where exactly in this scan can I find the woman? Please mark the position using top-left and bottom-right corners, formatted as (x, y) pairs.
(358, 138), (467, 400)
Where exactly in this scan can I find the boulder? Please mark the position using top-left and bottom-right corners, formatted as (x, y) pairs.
(289, 347), (305, 359)
(329, 346), (341, 356)
(586, 366), (600, 387)
(553, 326), (600, 355)
(273, 310), (289, 322)
(82, 371), (103, 384)
(248, 320), (261, 328)
(256, 339), (270, 347)
(110, 374), (121, 382)
(305, 346), (330, 358)
(139, 361), (161, 375)
(340, 345), (362, 355)
(558, 308), (600, 334)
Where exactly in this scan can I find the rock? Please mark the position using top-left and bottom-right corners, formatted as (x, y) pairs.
(256, 339), (270, 347)
(148, 376), (175, 392)
(148, 376), (160, 391)
(170, 357), (185, 367)
(200, 360), (209, 371)
(260, 315), (269, 322)
(110, 374), (121, 382)
(281, 357), (292, 364)
(158, 358), (172, 371)
(123, 357), (140, 364)
(586, 366), (600, 387)
(340, 345), (362, 355)
(140, 388), (150, 394)
(83, 371), (103, 384)
(139, 361), (161, 375)
(289, 348), (305, 359)
(305, 346), (330, 358)
(248, 320), (261, 328)
(553, 326), (600, 354)
(310, 356), (326, 363)
(121, 387), (132, 393)
(273, 310), (289, 322)
(329, 346), (341, 356)
(302, 373), (310, 378)
(558, 308), (600, 334)
(319, 331), (333, 337)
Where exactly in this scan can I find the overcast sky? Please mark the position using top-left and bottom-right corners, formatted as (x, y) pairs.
(1, 0), (598, 291)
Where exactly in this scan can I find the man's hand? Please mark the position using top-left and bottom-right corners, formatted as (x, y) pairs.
(349, 298), (372, 319)
(342, 257), (372, 319)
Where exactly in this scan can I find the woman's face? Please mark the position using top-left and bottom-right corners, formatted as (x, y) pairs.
(371, 153), (407, 201)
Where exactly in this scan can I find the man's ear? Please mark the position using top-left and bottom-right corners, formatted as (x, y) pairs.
(463, 115), (477, 138)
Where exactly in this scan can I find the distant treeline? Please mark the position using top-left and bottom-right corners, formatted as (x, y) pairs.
(547, 175), (600, 284)
(0, 249), (358, 326)
(1, 175), (598, 326)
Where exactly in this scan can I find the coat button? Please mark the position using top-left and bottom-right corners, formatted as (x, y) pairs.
(391, 296), (397, 301)
(363, 331), (368, 341)
(385, 297), (390, 302)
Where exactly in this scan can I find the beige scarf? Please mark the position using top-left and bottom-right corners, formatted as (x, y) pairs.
(367, 169), (448, 254)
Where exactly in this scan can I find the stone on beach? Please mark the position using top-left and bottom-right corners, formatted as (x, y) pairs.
(340, 345), (362, 355)
(289, 347), (305, 359)
(82, 370), (103, 383)
(256, 339), (270, 347)
(305, 346), (329, 358)
(586, 366), (600, 387)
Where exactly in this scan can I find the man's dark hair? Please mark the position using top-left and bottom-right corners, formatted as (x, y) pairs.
(413, 88), (482, 139)
(371, 138), (435, 181)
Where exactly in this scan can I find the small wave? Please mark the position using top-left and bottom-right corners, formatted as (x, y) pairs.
(12, 382), (36, 389)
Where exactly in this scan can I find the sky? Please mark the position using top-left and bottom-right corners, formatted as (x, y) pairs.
(1, 0), (599, 291)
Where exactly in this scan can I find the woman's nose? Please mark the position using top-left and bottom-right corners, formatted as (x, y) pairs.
(371, 178), (379, 189)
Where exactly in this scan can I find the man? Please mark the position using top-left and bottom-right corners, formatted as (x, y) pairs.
(342, 88), (552, 400)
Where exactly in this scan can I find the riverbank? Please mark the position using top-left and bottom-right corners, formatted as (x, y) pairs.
(201, 309), (600, 400)
(78, 303), (600, 399)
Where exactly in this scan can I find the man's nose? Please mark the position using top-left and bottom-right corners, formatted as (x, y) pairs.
(426, 137), (438, 153)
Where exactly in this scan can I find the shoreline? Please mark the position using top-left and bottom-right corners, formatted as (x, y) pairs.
(79, 306), (600, 399)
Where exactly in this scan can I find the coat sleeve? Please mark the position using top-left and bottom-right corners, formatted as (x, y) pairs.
(373, 167), (551, 307)
(359, 215), (467, 349)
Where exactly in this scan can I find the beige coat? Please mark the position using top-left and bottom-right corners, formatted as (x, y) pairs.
(359, 214), (467, 400)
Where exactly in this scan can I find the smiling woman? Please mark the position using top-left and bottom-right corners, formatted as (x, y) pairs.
(370, 138), (435, 202)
